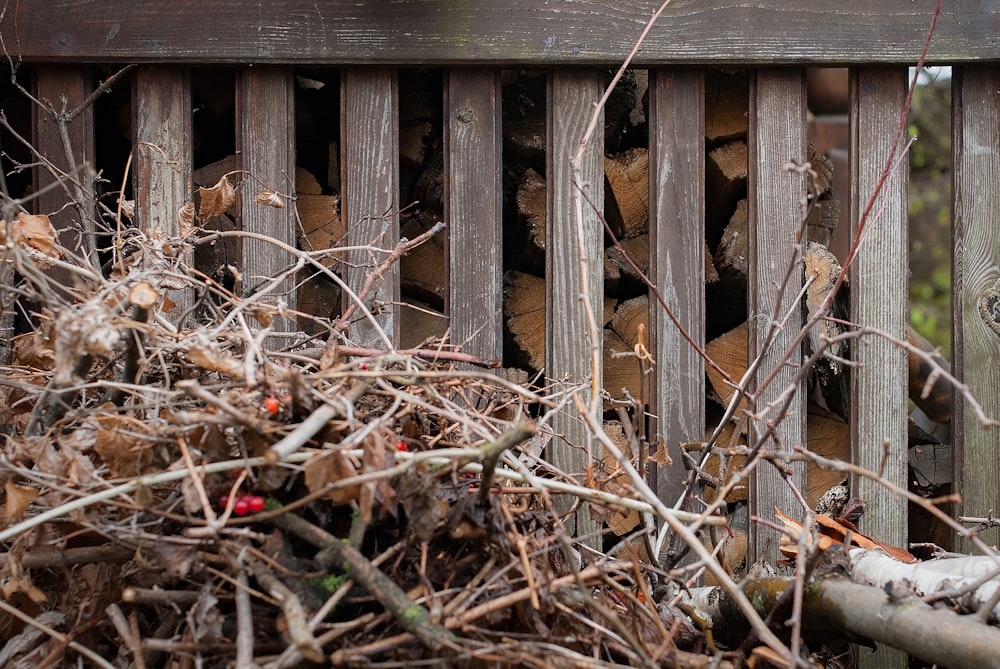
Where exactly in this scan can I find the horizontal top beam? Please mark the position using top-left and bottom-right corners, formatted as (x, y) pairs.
(2, 1), (992, 66)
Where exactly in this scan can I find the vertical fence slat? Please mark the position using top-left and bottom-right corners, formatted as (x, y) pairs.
(748, 68), (808, 562)
(445, 68), (502, 362)
(32, 65), (94, 286)
(849, 66), (909, 669)
(238, 66), (296, 332)
(342, 68), (400, 348)
(134, 66), (192, 315)
(952, 65), (1000, 551)
(648, 69), (705, 504)
(546, 69), (604, 538)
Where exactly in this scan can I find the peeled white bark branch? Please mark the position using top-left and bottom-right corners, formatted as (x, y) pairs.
(685, 572), (1000, 669)
(849, 549), (1000, 622)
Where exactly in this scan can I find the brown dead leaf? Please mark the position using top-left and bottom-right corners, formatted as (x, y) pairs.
(304, 451), (362, 504)
(178, 201), (196, 236)
(86, 411), (156, 478)
(119, 198), (135, 219)
(255, 190), (286, 208)
(776, 508), (917, 563)
(4, 479), (40, 522)
(198, 175), (236, 220)
(185, 343), (245, 380)
(9, 213), (62, 264)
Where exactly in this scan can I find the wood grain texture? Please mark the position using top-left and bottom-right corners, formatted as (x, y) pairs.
(238, 66), (297, 333)
(849, 67), (909, 669)
(952, 66), (1000, 552)
(647, 69), (705, 502)
(1, 2), (989, 65)
(341, 68), (399, 348)
(546, 69), (603, 538)
(748, 68), (808, 564)
(445, 68), (502, 363)
(32, 65), (93, 288)
(133, 65), (192, 315)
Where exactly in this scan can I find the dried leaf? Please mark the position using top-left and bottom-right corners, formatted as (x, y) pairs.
(9, 213), (62, 265)
(185, 343), (245, 380)
(119, 198), (135, 219)
(304, 451), (362, 504)
(87, 412), (156, 478)
(776, 508), (917, 563)
(255, 190), (286, 208)
(178, 201), (196, 236)
(4, 480), (40, 522)
(197, 175), (236, 220)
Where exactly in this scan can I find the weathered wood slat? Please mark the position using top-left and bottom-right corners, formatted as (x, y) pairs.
(546, 69), (603, 538)
(238, 66), (297, 333)
(445, 68), (502, 363)
(32, 65), (94, 285)
(133, 65), (192, 315)
(647, 69), (705, 503)
(952, 65), (1000, 553)
(341, 68), (400, 348)
(748, 68), (808, 563)
(2, 2), (988, 65)
(849, 66), (909, 669)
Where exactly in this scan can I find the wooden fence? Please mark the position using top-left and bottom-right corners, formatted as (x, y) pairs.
(3, 1), (999, 564)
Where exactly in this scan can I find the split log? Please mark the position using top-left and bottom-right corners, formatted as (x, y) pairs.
(604, 147), (649, 240)
(705, 140), (747, 243)
(908, 327), (952, 424)
(605, 235), (718, 297)
(412, 150), (444, 214)
(298, 272), (341, 334)
(695, 399), (849, 509)
(704, 69), (749, 146)
(515, 167), (546, 268)
(604, 327), (646, 406)
(398, 296), (448, 349)
(399, 212), (446, 308)
(503, 271), (547, 372)
(502, 270), (613, 374)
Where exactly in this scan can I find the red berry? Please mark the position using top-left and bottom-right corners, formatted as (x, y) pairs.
(360, 363), (368, 371)
(247, 496), (265, 513)
(264, 396), (280, 414)
(219, 495), (230, 509)
(233, 499), (250, 516)
(395, 440), (408, 452)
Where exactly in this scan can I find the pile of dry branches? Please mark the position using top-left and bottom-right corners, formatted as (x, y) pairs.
(0, 166), (757, 669)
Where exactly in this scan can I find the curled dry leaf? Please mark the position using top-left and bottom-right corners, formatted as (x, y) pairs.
(4, 479), (40, 522)
(178, 201), (196, 236)
(5, 213), (62, 265)
(776, 508), (917, 563)
(197, 175), (236, 220)
(255, 190), (286, 209)
(119, 198), (135, 219)
(304, 450), (362, 504)
(185, 341), (245, 380)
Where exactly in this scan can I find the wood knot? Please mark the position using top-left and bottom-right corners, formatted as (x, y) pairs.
(977, 278), (1000, 338)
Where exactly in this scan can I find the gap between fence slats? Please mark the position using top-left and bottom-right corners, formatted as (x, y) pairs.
(133, 65), (192, 317)
(445, 68), (503, 364)
(32, 65), (94, 290)
(237, 66), (297, 333)
(849, 65), (910, 669)
(341, 67), (400, 348)
(748, 68), (809, 564)
(546, 69), (604, 541)
(648, 69), (705, 509)
(952, 65), (1000, 553)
